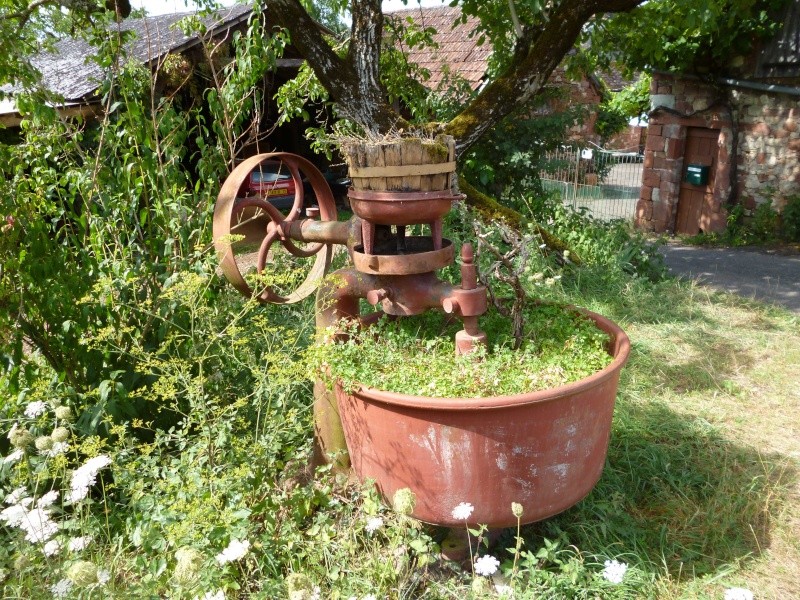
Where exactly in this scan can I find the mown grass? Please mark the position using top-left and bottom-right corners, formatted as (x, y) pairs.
(548, 268), (800, 599)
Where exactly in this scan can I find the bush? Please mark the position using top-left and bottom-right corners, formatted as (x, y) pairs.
(780, 195), (800, 242)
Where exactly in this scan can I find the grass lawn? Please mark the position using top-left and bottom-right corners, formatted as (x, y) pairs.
(558, 274), (800, 599)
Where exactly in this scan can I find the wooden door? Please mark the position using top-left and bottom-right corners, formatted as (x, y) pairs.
(675, 127), (719, 234)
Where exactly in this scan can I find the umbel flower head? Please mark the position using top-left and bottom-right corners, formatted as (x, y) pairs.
(724, 588), (754, 600)
(474, 554), (500, 576)
(55, 406), (74, 422)
(174, 547), (204, 583)
(24, 401), (48, 418)
(392, 488), (416, 516)
(35, 436), (54, 452)
(601, 559), (628, 584)
(67, 560), (99, 586)
(364, 516), (383, 534)
(215, 539), (250, 565)
(67, 455), (112, 503)
(8, 425), (33, 449)
(451, 502), (474, 521)
(51, 427), (70, 443)
(286, 572), (316, 600)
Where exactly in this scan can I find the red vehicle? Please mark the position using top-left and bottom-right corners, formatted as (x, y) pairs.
(238, 160), (297, 211)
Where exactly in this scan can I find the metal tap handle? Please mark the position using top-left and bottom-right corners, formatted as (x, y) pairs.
(460, 243), (478, 289)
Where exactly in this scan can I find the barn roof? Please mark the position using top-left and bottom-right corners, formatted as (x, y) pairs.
(31, 4), (253, 102)
(0, 3), (253, 118)
(385, 5), (491, 92)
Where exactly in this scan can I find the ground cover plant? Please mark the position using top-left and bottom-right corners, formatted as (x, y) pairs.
(314, 302), (613, 398)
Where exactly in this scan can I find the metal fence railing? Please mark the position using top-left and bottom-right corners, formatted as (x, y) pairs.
(539, 144), (643, 222)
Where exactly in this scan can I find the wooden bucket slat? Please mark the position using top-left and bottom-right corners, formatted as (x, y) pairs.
(348, 162), (457, 178)
(344, 135), (456, 192)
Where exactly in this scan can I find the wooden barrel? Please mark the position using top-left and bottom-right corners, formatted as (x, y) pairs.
(342, 135), (456, 192)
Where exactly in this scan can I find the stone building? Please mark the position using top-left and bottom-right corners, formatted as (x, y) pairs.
(635, 2), (800, 234)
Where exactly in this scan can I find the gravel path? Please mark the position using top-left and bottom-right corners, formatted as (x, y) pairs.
(659, 242), (800, 313)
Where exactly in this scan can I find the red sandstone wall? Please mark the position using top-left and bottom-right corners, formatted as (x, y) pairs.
(636, 72), (800, 233)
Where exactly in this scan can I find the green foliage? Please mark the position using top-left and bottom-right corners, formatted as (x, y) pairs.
(1, 2), (796, 598)
(780, 195), (800, 242)
(460, 96), (588, 204)
(595, 74), (651, 141)
(0, 5), (283, 431)
(312, 303), (612, 398)
(541, 201), (668, 283)
(583, 0), (785, 76)
(686, 197), (800, 246)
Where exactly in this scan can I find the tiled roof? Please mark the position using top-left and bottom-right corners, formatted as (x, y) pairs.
(21, 4), (253, 102)
(385, 5), (490, 91)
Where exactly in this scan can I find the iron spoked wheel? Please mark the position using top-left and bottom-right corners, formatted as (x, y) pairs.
(213, 153), (338, 304)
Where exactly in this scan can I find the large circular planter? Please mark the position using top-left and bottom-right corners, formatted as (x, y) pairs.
(334, 309), (630, 528)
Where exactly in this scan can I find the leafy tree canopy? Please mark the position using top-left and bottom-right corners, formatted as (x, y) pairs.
(581, 0), (786, 77)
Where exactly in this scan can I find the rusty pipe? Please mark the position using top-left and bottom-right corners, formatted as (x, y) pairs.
(282, 217), (360, 248)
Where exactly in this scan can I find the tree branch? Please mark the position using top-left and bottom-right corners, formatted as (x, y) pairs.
(445, 0), (643, 155)
(1, 0), (57, 27)
(267, 0), (402, 133)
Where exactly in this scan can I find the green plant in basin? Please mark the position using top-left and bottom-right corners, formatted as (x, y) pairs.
(312, 301), (612, 398)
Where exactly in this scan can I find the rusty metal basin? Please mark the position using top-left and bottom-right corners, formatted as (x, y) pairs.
(347, 189), (458, 225)
(334, 309), (630, 527)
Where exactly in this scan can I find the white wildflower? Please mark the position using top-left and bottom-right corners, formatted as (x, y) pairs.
(68, 536), (91, 552)
(50, 578), (73, 598)
(311, 587), (322, 600)
(3, 449), (24, 465)
(362, 595), (377, 600)
(495, 583), (515, 598)
(451, 502), (474, 521)
(24, 401), (48, 418)
(0, 504), (28, 527)
(474, 554), (500, 576)
(37, 490), (59, 508)
(601, 559), (628, 584)
(96, 569), (111, 585)
(20, 507), (59, 542)
(43, 441), (70, 458)
(197, 592), (225, 600)
(5, 486), (28, 504)
(43, 539), (61, 556)
(215, 539), (250, 564)
(66, 455), (112, 503)
(365, 516), (383, 534)
(724, 588), (754, 600)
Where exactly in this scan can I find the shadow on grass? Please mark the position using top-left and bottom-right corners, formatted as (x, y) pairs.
(523, 397), (795, 578)
(525, 268), (798, 578)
